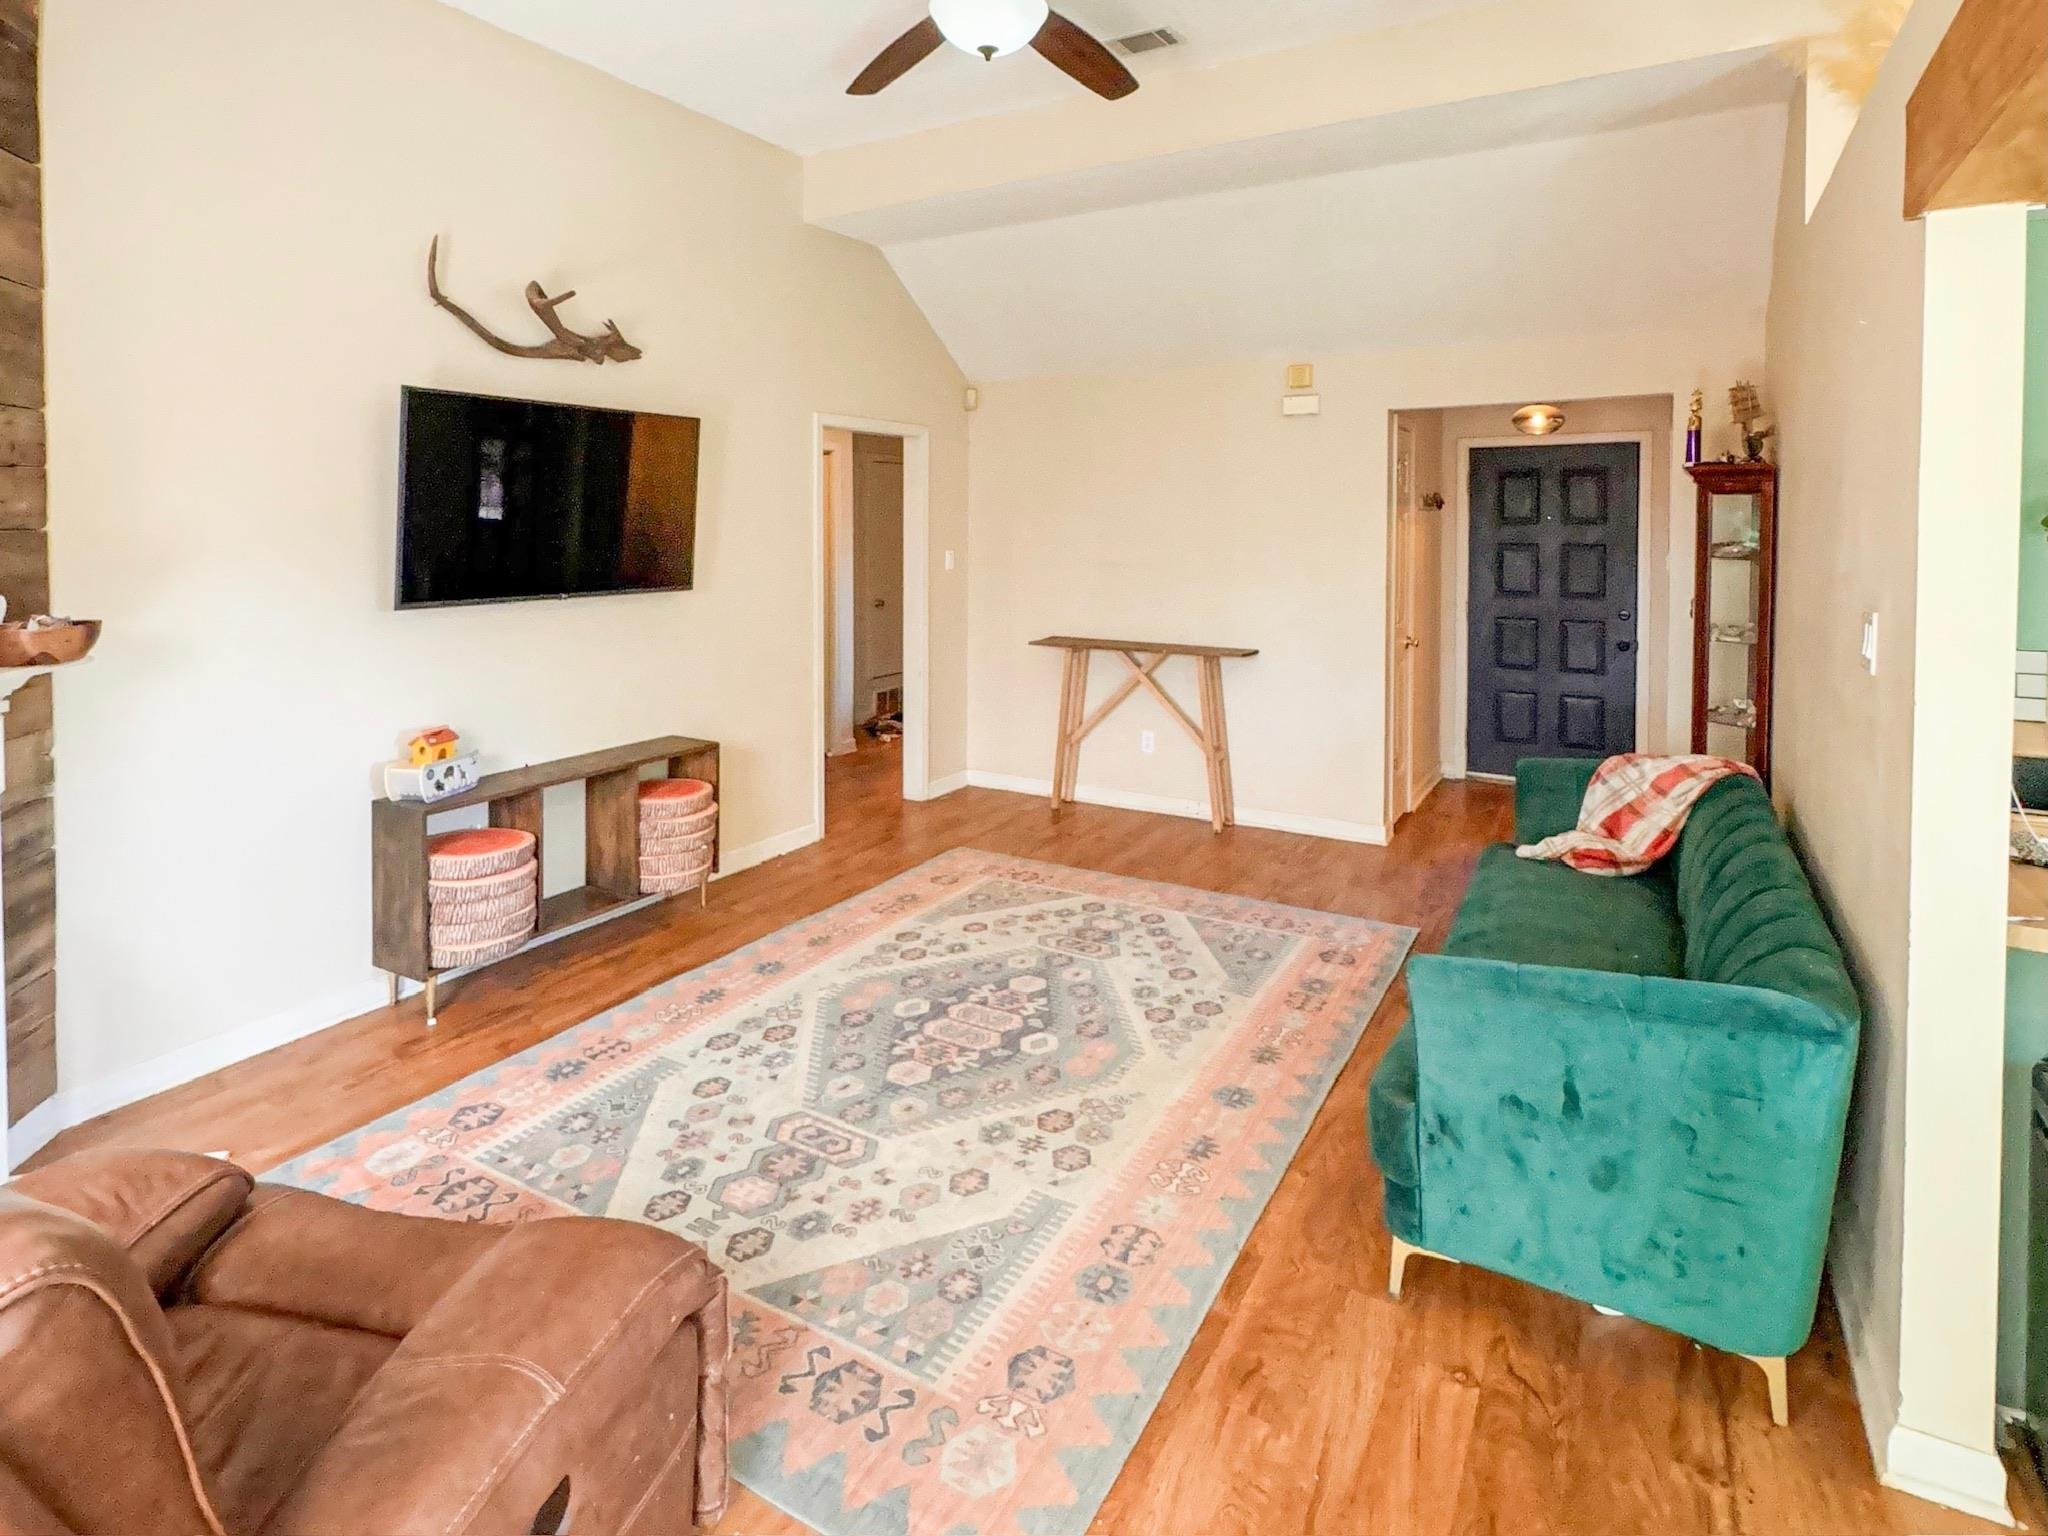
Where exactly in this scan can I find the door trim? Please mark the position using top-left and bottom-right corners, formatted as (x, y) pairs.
(1382, 422), (1441, 830)
(811, 413), (933, 825)
(1448, 432), (1652, 780)
(821, 434), (858, 758)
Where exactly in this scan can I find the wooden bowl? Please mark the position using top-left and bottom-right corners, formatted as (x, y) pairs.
(0, 620), (100, 668)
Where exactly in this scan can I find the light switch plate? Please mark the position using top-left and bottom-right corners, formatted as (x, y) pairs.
(1860, 612), (1879, 676)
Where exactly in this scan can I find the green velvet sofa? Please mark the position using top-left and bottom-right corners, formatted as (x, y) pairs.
(1367, 757), (1860, 1422)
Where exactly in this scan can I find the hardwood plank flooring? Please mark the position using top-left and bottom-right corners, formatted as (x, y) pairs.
(30, 743), (2016, 1535)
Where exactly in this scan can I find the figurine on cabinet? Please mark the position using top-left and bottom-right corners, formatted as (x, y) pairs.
(1729, 382), (1776, 463)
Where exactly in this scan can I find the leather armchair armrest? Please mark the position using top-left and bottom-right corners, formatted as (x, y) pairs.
(266, 1216), (730, 1535)
(184, 1184), (509, 1335)
(6, 1149), (252, 1295)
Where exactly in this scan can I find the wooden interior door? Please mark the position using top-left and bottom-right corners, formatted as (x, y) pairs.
(1391, 426), (1417, 818)
(852, 434), (905, 721)
(1402, 439), (1442, 813)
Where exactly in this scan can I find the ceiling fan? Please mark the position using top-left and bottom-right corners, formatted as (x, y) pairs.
(849, 0), (1140, 101)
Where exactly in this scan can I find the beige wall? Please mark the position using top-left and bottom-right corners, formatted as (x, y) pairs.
(1767, 0), (2030, 1508)
(38, 0), (968, 1104)
(965, 327), (1756, 838)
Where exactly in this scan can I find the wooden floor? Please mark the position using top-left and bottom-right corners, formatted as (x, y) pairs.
(35, 744), (2018, 1535)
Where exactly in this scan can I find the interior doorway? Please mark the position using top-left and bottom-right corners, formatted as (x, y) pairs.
(813, 414), (932, 832)
(1389, 397), (1670, 803)
(822, 430), (906, 755)
(851, 434), (906, 743)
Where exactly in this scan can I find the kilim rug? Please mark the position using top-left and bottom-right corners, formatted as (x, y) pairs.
(273, 849), (1413, 1535)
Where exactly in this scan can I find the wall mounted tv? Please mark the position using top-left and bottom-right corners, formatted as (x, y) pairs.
(396, 386), (701, 609)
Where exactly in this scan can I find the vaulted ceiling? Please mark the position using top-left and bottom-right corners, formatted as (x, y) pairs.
(437, 0), (1826, 380)
(435, 0), (1496, 154)
(888, 95), (1789, 379)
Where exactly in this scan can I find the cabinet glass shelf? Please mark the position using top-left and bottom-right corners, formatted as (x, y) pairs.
(1689, 461), (1778, 782)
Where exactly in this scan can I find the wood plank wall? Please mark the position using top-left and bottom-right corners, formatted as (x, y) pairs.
(0, 0), (53, 1126)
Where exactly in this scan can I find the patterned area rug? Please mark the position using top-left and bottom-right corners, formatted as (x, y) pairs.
(274, 849), (1413, 1536)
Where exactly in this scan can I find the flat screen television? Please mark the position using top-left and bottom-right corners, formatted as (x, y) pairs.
(396, 386), (701, 608)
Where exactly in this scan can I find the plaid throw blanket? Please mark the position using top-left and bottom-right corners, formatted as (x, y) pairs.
(1517, 754), (1760, 877)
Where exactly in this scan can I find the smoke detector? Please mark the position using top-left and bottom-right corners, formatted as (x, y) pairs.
(1111, 27), (1184, 55)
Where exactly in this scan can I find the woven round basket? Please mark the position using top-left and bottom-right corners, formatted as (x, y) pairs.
(641, 868), (712, 897)
(640, 846), (715, 883)
(428, 862), (537, 907)
(429, 901), (537, 950)
(639, 778), (716, 820)
(640, 811), (718, 857)
(430, 929), (531, 972)
(427, 881), (538, 927)
(426, 827), (536, 881)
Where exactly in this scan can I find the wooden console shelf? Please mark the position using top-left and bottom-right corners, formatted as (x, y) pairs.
(372, 735), (719, 1021)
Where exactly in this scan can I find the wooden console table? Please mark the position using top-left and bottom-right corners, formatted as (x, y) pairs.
(372, 735), (719, 1025)
(1032, 636), (1257, 833)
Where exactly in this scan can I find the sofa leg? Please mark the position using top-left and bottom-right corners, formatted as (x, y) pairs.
(1388, 1237), (1457, 1299)
(1742, 1353), (1789, 1427)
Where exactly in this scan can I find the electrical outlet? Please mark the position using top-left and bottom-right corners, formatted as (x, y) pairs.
(1140, 730), (1156, 756)
(944, 549), (955, 572)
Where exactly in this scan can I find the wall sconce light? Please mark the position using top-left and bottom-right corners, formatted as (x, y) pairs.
(1512, 403), (1567, 436)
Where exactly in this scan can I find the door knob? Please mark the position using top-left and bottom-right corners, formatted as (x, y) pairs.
(1618, 610), (1633, 622)
(872, 598), (887, 609)
(1617, 640), (1634, 653)
(1403, 636), (1420, 650)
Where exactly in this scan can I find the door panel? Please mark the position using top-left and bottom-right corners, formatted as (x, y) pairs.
(1467, 442), (1639, 777)
(851, 433), (905, 717)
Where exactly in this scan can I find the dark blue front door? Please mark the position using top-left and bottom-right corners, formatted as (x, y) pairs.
(1466, 442), (1640, 777)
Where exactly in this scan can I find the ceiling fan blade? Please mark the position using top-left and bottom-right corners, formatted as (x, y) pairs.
(848, 17), (945, 95)
(1031, 12), (1139, 101)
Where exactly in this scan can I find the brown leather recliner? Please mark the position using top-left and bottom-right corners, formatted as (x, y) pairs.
(0, 1149), (730, 1535)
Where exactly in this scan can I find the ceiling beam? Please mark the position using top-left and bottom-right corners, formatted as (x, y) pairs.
(803, 0), (1828, 241)
(1904, 0), (2048, 218)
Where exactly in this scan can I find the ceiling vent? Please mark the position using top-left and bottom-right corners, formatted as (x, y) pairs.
(1111, 27), (1184, 55)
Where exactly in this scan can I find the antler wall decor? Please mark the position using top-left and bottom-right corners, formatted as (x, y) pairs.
(425, 236), (642, 365)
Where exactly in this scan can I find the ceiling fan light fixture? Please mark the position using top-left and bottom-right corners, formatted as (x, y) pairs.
(929, 0), (1050, 60)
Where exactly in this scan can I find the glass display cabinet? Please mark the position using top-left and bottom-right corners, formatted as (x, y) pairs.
(1689, 460), (1778, 782)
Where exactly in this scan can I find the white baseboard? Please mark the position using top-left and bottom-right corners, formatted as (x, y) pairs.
(926, 771), (969, 798)
(962, 771), (1388, 846)
(6, 1094), (67, 1174)
(5, 817), (827, 1177)
(1882, 1426), (2014, 1525)
(718, 821), (819, 876)
(1833, 1265), (2014, 1524)
(7, 973), (396, 1173)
